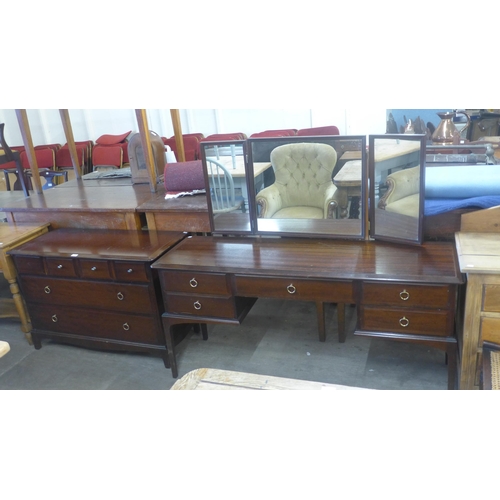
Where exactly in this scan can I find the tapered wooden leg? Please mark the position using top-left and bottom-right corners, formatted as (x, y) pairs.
(337, 303), (346, 343)
(162, 317), (178, 378)
(201, 324), (208, 340)
(316, 301), (326, 342)
(446, 342), (458, 390)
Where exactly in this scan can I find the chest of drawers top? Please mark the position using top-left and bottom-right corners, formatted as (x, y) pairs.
(151, 235), (463, 284)
(9, 228), (186, 266)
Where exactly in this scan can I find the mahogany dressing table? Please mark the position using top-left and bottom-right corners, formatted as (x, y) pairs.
(152, 235), (462, 387)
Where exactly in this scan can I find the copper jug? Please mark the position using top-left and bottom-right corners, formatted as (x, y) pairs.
(431, 111), (470, 145)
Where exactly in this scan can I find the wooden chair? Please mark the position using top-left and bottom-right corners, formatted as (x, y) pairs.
(481, 342), (500, 390)
(206, 158), (245, 213)
(92, 145), (123, 170)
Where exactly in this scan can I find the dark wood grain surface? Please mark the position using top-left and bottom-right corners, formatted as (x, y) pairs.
(152, 235), (463, 284)
(9, 228), (186, 261)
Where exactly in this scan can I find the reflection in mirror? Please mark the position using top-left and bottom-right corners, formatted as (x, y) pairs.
(369, 134), (426, 244)
(200, 140), (253, 234)
(248, 136), (367, 238)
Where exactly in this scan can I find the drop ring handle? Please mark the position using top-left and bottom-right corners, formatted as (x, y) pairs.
(399, 317), (409, 328)
(287, 284), (296, 295)
(399, 290), (410, 301)
(190, 278), (198, 288)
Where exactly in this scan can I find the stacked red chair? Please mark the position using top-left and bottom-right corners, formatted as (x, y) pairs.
(297, 126), (340, 136)
(161, 133), (204, 162)
(92, 131), (131, 170)
(250, 129), (297, 138)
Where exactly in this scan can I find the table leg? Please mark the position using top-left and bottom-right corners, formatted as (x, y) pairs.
(337, 303), (346, 343)
(316, 301), (326, 342)
(162, 316), (178, 378)
(5, 274), (33, 344)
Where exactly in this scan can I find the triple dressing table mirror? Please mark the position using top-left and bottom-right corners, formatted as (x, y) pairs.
(368, 134), (426, 245)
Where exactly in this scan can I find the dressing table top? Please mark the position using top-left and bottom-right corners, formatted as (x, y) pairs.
(152, 235), (462, 284)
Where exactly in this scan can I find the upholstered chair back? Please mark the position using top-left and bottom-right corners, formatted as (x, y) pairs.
(270, 142), (337, 211)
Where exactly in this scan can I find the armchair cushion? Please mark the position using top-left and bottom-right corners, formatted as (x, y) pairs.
(256, 142), (338, 219)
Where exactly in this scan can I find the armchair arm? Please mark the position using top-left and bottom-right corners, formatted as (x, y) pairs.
(323, 183), (339, 218)
(379, 166), (420, 209)
(256, 184), (283, 218)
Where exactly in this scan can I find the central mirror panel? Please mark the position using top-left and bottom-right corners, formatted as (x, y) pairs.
(247, 135), (367, 239)
(369, 134), (426, 245)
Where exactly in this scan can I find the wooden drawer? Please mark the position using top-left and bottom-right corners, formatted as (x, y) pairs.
(481, 317), (500, 344)
(360, 306), (450, 337)
(483, 285), (500, 313)
(12, 256), (45, 275)
(114, 261), (149, 282)
(80, 259), (112, 280)
(165, 293), (237, 319)
(362, 282), (451, 309)
(28, 303), (162, 345)
(21, 276), (153, 314)
(45, 258), (78, 278)
(235, 275), (354, 302)
(159, 270), (229, 295)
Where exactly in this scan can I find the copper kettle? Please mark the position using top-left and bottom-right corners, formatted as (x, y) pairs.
(431, 111), (470, 145)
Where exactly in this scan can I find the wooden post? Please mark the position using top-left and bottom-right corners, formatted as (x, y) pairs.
(15, 109), (43, 194)
(170, 109), (185, 162)
(59, 109), (82, 179)
(135, 109), (158, 193)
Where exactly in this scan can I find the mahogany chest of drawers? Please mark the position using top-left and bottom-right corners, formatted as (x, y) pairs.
(9, 228), (185, 367)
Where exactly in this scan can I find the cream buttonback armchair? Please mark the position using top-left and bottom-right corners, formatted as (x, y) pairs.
(256, 142), (339, 219)
(378, 165), (420, 217)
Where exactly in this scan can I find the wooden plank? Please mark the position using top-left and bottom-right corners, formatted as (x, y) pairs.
(170, 109), (185, 162)
(15, 109), (43, 194)
(0, 341), (10, 358)
(171, 368), (368, 390)
(135, 110), (158, 193)
(59, 109), (82, 179)
(461, 205), (500, 233)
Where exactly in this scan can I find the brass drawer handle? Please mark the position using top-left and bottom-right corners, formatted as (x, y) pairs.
(44, 286), (51, 294)
(57, 265), (63, 269)
(190, 278), (198, 288)
(194, 301), (202, 311)
(127, 269), (133, 273)
(399, 316), (409, 328)
(287, 284), (296, 295)
(91, 266), (97, 271)
(51, 315), (58, 323)
(400, 290), (410, 301)
(117, 292), (124, 301)
(123, 323), (130, 331)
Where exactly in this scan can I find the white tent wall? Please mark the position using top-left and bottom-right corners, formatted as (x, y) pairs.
(0, 109), (387, 147)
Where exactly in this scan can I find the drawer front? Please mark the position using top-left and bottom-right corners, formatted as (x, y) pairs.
(13, 256), (45, 275)
(483, 285), (500, 313)
(80, 259), (112, 280)
(21, 276), (153, 314)
(45, 258), (78, 278)
(29, 303), (162, 345)
(362, 282), (452, 309)
(360, 306), (450, 337)
(160, 270), (229, 295)
(481, 317), (500, 344)
(165, 293), (236, 319)
(235, 275), (354, 302)
(114, 261), (149, 282)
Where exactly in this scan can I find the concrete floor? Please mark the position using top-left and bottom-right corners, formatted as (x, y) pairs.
(0, 274), (450, 390)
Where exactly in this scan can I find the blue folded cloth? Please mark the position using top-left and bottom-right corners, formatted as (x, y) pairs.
(424, 196), (500, 216)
